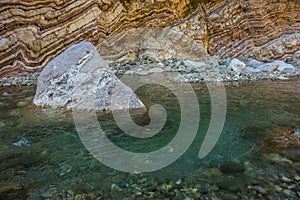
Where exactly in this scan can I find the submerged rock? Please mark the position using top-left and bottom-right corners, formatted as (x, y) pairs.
(16, 101), (30, 108)
(0, 121), (5, 128)
(13, 137), (31, 147)
(261, 127), (300, 158)
(33, 41), (145, 111)
(220, 161), (245, 174)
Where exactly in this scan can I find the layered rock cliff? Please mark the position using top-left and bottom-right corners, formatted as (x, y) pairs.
(0, 0), (299, 77)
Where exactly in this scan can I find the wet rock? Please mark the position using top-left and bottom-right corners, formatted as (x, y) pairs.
(33, 41), (145, 111)
(161, 183), (172, 192)
(220, 161), (245, 174)
(2, 92), (11, 97)
(16, 101), (29, 108)
(253, 186), (268, 195)
(263, 153), (293, 164)
(216, 179), (241, 192)
(261, 127), (300, 157)
(281, 176), (293, 183)
(38, 187), (59, 199)
(283, 189), (296, 197)
(0, 181), (24, 193)
(292, 162), (300, 173)
(0, 121), (5, 128)
(13, 137), (31, 147)
(208, 167), (222, 176)
(8, 109), (22, 117)
(285, 149), (300, 162)
(75, 194), (89, 200)
(219, 191), (239, 200)
(110, 183), (123, 199)
(193, 192), (202, 199)
(0, 180), (26, 200)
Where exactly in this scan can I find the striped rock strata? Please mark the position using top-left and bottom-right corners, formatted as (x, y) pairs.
(0, 0), (189, 77)
(195, 0), (300, 60)
(0, 0), (300, 77)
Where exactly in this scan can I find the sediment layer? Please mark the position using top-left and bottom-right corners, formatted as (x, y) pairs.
(0, 0), (299, 77)
(0, 0), (189, 77)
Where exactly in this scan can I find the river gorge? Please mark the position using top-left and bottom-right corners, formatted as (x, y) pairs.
(0, 0), (299, 199)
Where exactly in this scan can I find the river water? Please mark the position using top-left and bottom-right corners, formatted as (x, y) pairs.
(0, 78), (299, 199)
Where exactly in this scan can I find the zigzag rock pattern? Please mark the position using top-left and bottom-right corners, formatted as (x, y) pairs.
(0, 0), (299, 77)
(0, 0), (189, 77)
(179, 0), (300, 61)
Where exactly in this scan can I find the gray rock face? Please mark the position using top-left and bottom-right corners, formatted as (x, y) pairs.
(33, 41), (145, 111)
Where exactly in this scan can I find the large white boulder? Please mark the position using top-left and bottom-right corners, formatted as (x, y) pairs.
(33, 41), (145, 111)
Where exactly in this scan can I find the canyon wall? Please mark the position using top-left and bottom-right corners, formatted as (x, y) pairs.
(0, 0), (299, 77)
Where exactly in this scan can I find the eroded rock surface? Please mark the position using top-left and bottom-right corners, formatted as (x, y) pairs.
(33, 41), (145, 111)
(0, 0), (299, 77)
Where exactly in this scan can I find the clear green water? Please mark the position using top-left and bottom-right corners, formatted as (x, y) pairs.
(0, 79), (299, 199)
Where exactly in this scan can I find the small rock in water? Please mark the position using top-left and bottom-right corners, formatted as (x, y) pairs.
(274, 185), (282, 192)
(263, 153), (293, 164)
(110, 183), (123, 199)
(162, 183), (172, 192)
(25, 96), (34, 101)
(2, 92), (11, 97)
(40, 187), (59, 198)
(292, 162), (300, 173)
(8, 109), (22, 117)
(283, 189), (295, 197)
(217, 178), (241, 192)
(193, 193), (202, 199)
(13, 137), (31, 147)
(0, 121), (5, 128)
(16, 101), (30, 108)
(253, 186), (268, 195)
(219, 191), (239, 200)
(220, 161), (245, 174)
(209, 167), (222, 176)
(281, 176), (293, 183)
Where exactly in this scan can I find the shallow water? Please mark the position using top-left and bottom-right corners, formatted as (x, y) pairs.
(0, 78), (300, 199)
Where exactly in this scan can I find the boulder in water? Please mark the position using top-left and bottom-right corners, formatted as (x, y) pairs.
(33, 41), (145, 111)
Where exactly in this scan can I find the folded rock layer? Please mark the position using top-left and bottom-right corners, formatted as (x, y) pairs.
(0, 0), (299, 77)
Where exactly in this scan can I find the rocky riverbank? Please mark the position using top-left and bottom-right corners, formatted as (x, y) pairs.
(1, 57), (299, 87)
